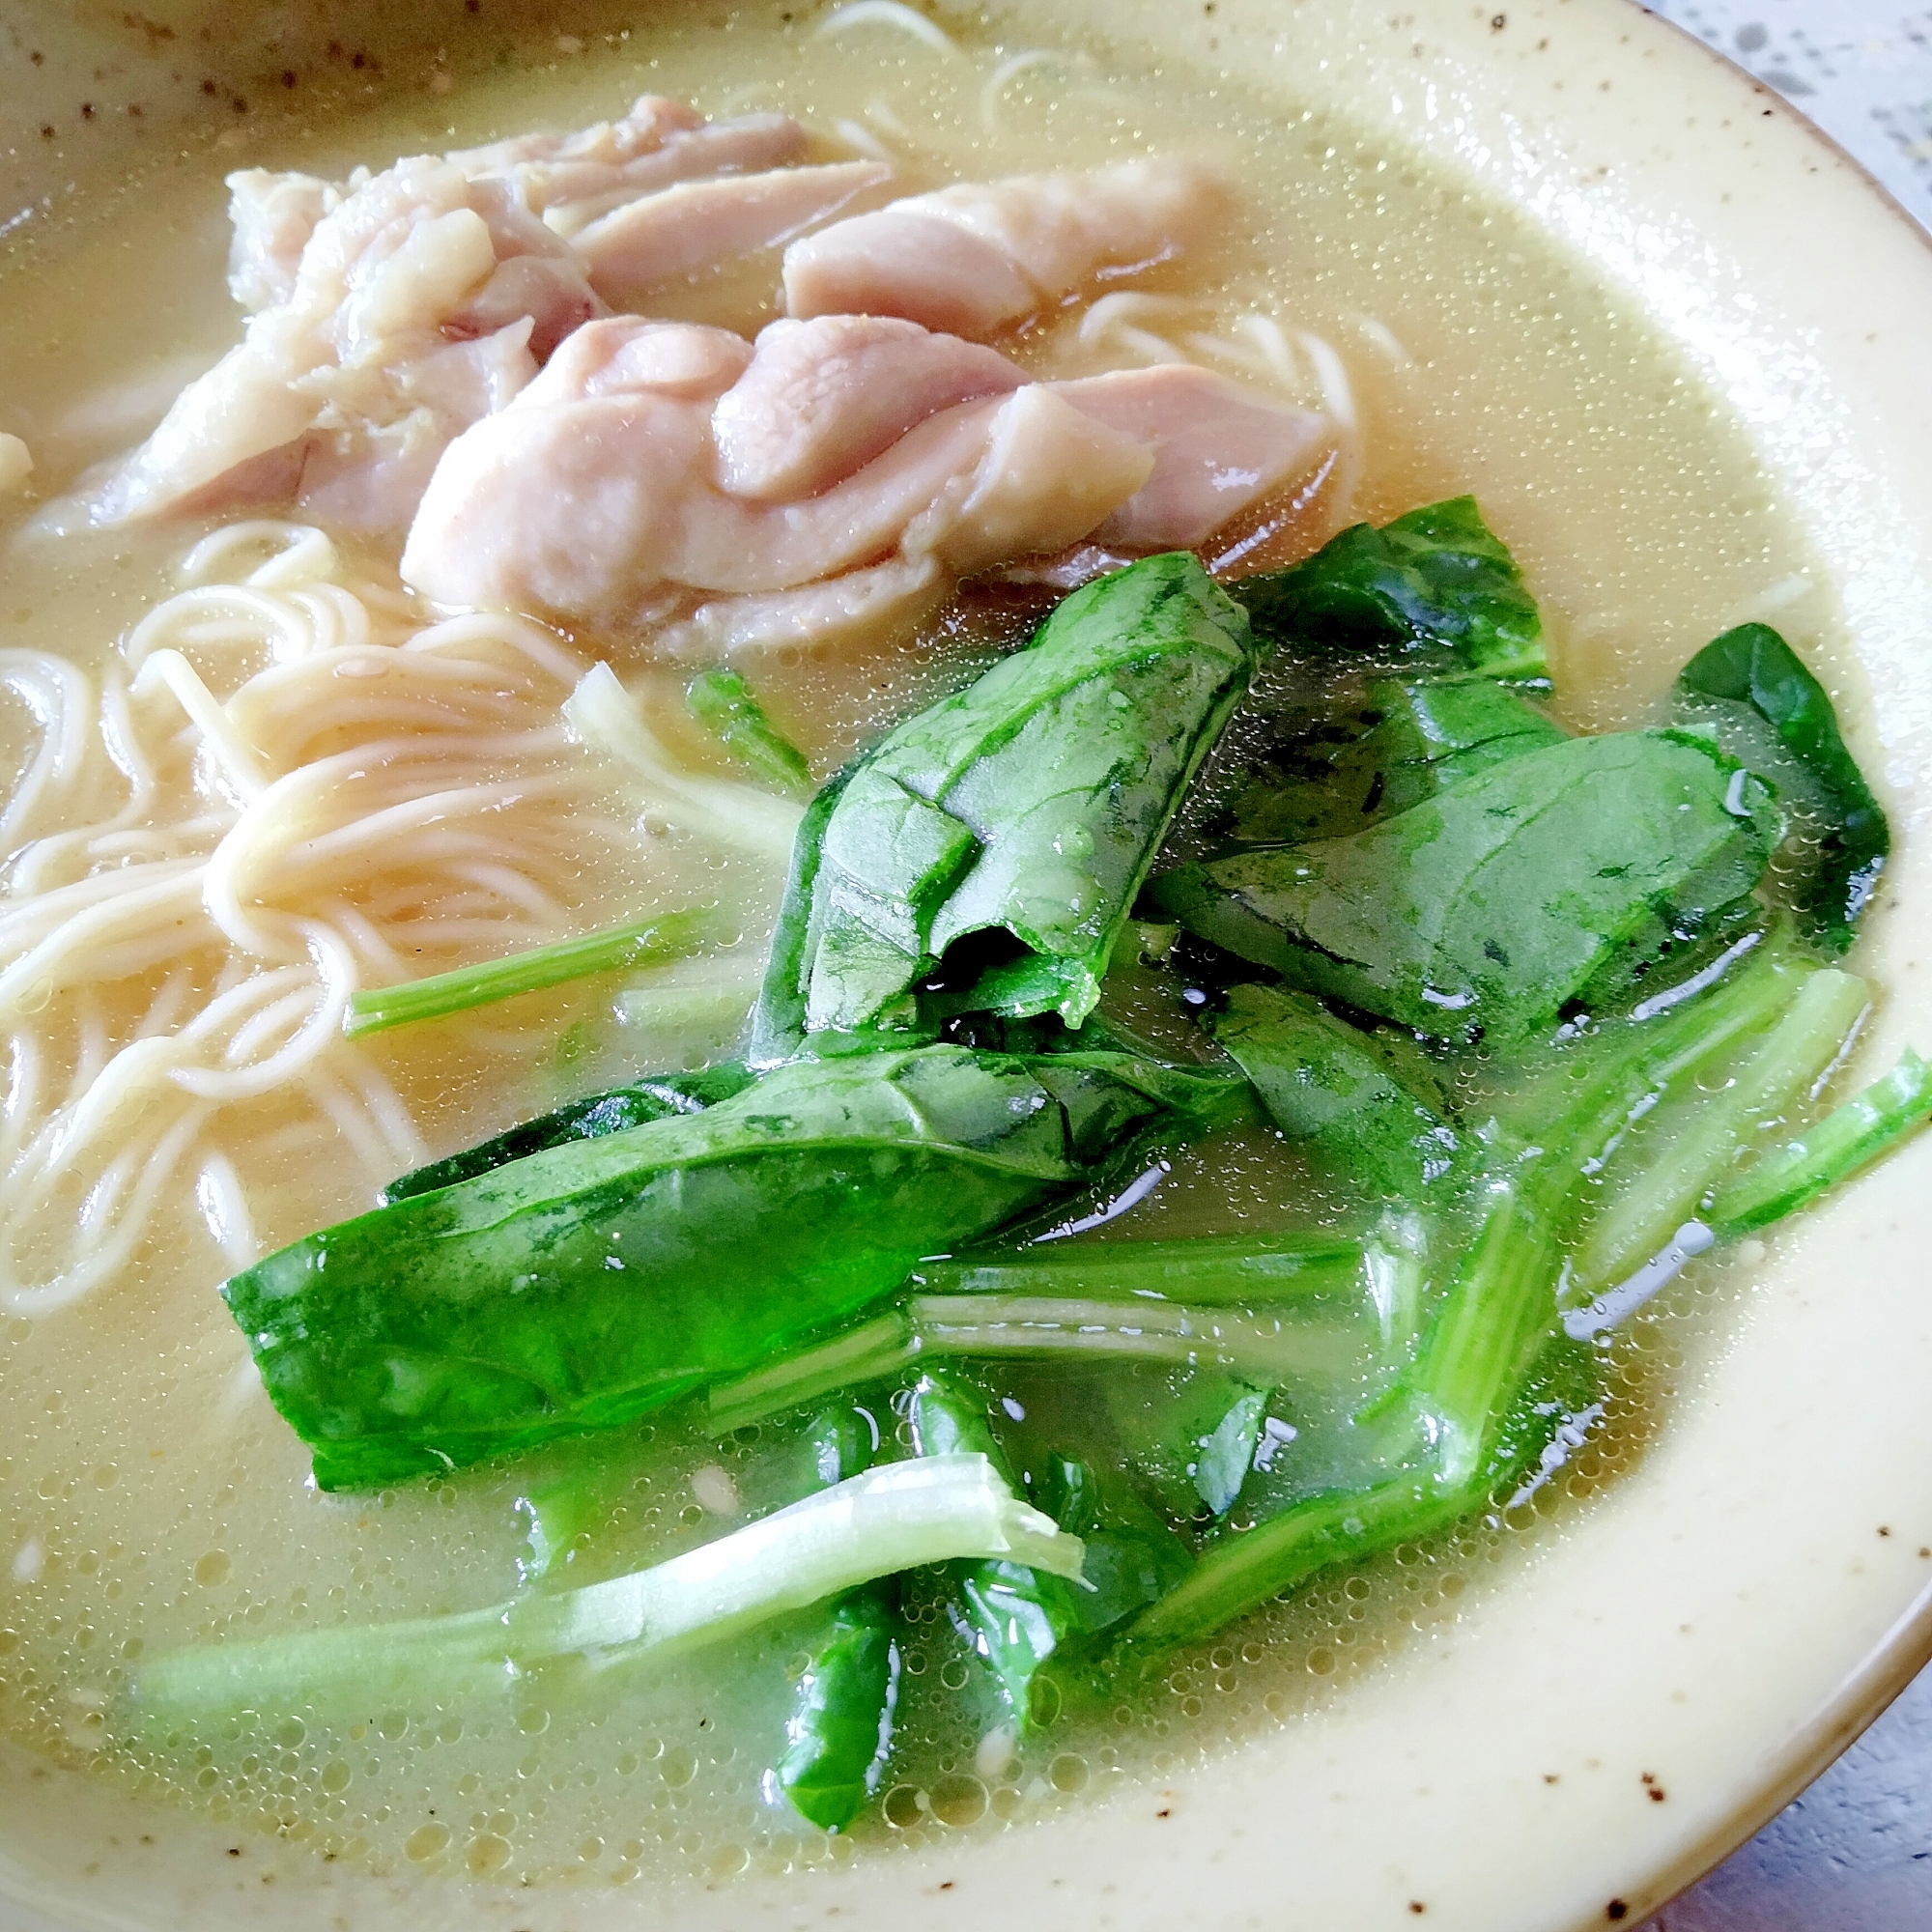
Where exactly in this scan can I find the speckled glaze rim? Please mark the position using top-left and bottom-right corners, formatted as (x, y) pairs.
(5, 2), (1932, 1928)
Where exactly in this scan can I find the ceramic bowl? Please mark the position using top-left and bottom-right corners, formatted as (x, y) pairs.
(3, 1), (1931, 1927)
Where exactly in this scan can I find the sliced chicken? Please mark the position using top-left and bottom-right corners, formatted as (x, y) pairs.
(404, 318), (1151, 628)
(75, 158), (598, 529)
(450, 96), (809, 234)
(711, 315), (1025, 500)
(1055, 365), (1331, 549)
(226, 169), (339, 311)
(71, 96), (893, 532)
(402, 313), (1325, 652)
(573, 161), (893, 300)
(782, 158), (1228, 337)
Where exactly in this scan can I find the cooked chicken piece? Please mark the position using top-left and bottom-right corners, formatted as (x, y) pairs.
(74, 159), (599, 529)
(711, 315), (1024, 501)
(224, 99), (813, 313)
(573, 161), (893, 301)
(226, 169), (340, 311)
(75, 96), (888, 532)
(401, 311), (1327, 654)
(402, 317), (1153, 631)
(782, 158), (1228, 337)
(450, 96), (808, 233)
(1054, 365), (1330, 549)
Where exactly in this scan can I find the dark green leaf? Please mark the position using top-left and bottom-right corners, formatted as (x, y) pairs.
(381, 1063), (753, 1203)
(687, 666), (814, 797)
(1224, 675), (1567, 846)
(778, 1586), (900, 1831)
(776, 1408), (899, 1833)
(1147, 731), (1781, 1046)
(910, 1374), (1086, 1724)
(755, 554), (1257, 1049)
(227, 1045), (1244, 1491)
(1672, 623), (1889, 952)
(1208, 982), (1468, 1198)
(1229, 497), (1548, 683)
(1192, 1387), (1266, 1515)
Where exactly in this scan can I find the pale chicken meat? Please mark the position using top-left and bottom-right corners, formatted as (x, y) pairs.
(711, 315), (1025, 500)
(75, 97), (888, 531)
(401, 312), (1328, 649)
(782, 158), (1228, 338)
(572, 161), (894, 303)
(451, 96), (809, 235)
(1053, 365), (1333, 549)
(77, 158), (601, 530)
(402, 317), (1152, 632)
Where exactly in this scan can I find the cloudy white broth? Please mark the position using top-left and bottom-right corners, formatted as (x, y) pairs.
(0, 0), (1911, 1892)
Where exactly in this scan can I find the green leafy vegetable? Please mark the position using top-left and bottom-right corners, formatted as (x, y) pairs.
(917, 1230), (1371, 1304)
(1191, 1387), (1266, 1515)
(1706, 1048), (1932, 1237)
(1229, 497), (1548, 683)
(1132, 1180), (1562, 1645)
(687, 666), (814, 798)
(753, 553), (1257, 1054)
(1225, 675), (1568, 847)
(383, 1063), (753, 1204)
(776, 1409), (899, 1833)
(1673, 623), (1889, 952)
(128, 1454), (1079, 1726)
(1147, 731), (1781, 1046)
(778, 1588), (900, 1831)
(911, 1374), (1088, 1724)
(1029, 1453), (1192, 1636)
(702, 1228), (1419, 1434)
(227, 1044), (1248, 1490)
(1208, 982), (1467, 1197)
(342, 908), (721, 1040)
(1570, 967), (1868, 1293)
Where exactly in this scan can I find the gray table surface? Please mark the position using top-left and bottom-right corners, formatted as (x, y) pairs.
(1628, 4), (1932, 1926)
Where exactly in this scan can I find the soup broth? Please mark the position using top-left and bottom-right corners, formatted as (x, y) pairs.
(0, 0), (1851, 1889)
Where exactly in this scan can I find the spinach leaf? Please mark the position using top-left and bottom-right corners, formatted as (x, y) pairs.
(227, 1045), (1249, 1491)
(687, 666), (814, 798)
(1208, 982), (1468, 1198)
(1192, 1387), (1267, 1515)
(776, 1408), (901, 1833)
(753, 553), (1257, 1055)
(1672, 623), (1889, 952)
(778, 1587), (900, 1832)
(1146, 730), (1781, 1047)
(1229, 497), (1548, 683)
(1224, 675), (1567, 847)
(911, 1374), (1087, 1725)
(382, 1063), (753, 1204)
(1028, 1453), (1192, 1636)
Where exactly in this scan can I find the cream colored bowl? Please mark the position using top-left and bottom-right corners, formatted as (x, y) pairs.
(5, 2), (1932, 1927)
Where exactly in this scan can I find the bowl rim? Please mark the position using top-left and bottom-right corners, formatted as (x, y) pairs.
(5, 3), (1932, 1928)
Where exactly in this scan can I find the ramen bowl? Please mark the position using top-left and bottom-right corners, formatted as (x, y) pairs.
(2, 1), (1931, 1927)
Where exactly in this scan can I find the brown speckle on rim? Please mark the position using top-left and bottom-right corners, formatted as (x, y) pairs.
(1155, 1808), (1171, 1819)
(1543, 1774), (1560, 1784)
(1409, 1905), (1427, 1916)
(939, 1883), (954, 1891)
(226, 1847), (242, 1857)
(1491, 12), (1506, 27)
(1606, 1903), (1629, 1921)
(1879, 1526), (1891, 1537)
